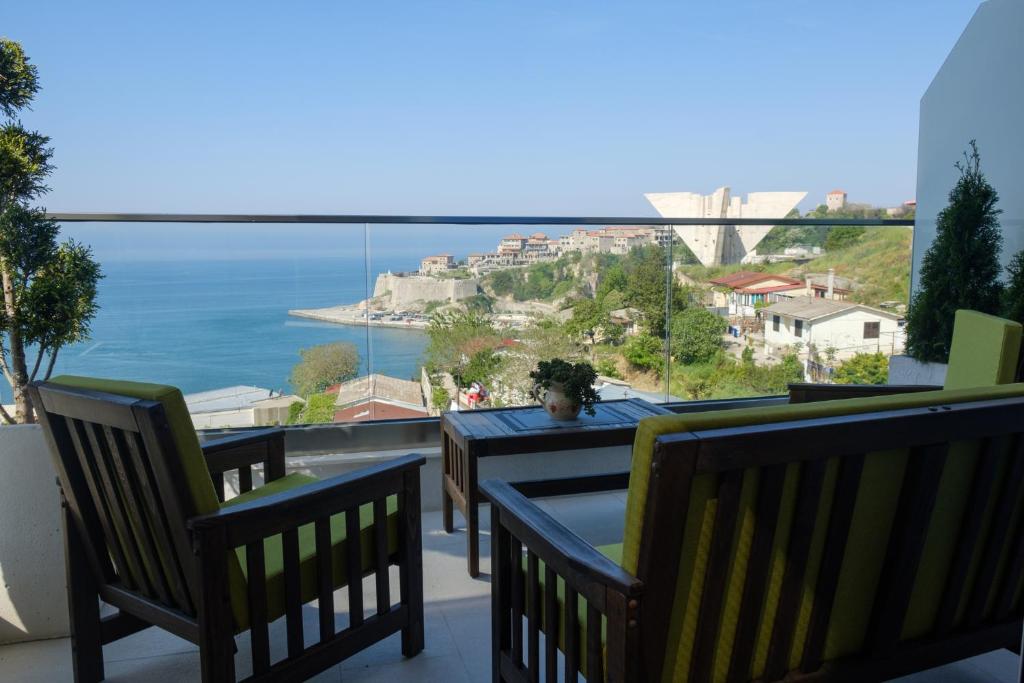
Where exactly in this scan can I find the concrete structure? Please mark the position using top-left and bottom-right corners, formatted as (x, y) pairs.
(763, 299), (904, 361)
(419, 254), (454, 275)
(826, 189), (848, 211)
(913, 0), (1024, 293)
(373, 272), (478, 310)
(645, 187), (807, 267)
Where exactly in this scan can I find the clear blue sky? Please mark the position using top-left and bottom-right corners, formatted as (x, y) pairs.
(3, 1), (978, 219)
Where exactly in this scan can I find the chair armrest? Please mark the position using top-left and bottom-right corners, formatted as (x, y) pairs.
(189, 453), (425, 547)
(788, 383), (942, 404)
(483, 479), (641, 600)
(201, 428), (286, 494)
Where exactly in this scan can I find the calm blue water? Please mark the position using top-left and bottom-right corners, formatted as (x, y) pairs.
(3, 257), (428, 402)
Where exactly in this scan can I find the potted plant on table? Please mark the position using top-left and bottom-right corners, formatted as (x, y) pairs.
(530, 358), (599, 420)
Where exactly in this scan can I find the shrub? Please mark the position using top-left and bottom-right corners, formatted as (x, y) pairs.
(834, 352), (889, 385)
(670, 308), (726, 364)
(623, 333), (663, 374)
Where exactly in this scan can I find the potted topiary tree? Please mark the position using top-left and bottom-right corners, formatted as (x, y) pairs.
(529, 358), (599, 420)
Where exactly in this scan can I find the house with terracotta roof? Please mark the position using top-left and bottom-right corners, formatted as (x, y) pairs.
(332, 373), (428, 423)
(708, 271), (805, 317)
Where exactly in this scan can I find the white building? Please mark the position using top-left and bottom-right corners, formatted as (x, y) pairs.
(763, 299), (904, 361)
(826, 189), (848, 211)
(913, 0), (1024, 293)
(644, 187), (807, 267)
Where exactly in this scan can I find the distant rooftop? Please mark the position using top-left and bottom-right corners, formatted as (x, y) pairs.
(183, 385), (277, 413)
(764, 299), (899, 321)
(595, 379), (682, 404)
(709, 271), (801, 289)
(334, 373), (424, 409)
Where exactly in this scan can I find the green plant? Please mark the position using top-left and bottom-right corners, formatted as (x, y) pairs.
(595, 358), (622, 379)
(906, 141), (1004, 362)
(622, 333), (664, 375)
(289, 341), (360, 396)
(670, 308), (726, 364)
(431, 386), (451, 410)
(1, 39), (102, 424)
(287, 393), (336, 424)
(529, 358), (600, 416)
(1002, 250), (1024, 325)
(834, 352), (889, 385)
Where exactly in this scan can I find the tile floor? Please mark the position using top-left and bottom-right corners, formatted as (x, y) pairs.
(0, 492), (1019, 681)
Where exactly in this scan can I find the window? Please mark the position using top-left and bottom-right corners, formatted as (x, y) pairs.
(795, 319), (803, 338)
(864, 321), (880, 339)
(772, 315), (780, 332)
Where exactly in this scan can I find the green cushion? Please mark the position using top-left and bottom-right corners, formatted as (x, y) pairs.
(944, 309), (1022, 390)
(223, 473), (399, 630)
(621, 382), (1024, 682)
(521, 542), (621, 677)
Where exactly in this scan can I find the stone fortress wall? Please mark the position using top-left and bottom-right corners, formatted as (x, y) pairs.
(373, 272), (479, 309)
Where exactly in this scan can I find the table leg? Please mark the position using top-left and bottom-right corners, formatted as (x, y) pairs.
(442, 484), (454, 533)
(467, 449), (480, 578)
(441, 435), (454, 533)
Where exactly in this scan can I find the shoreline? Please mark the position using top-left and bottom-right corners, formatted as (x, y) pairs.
(288, 306), (430, 330)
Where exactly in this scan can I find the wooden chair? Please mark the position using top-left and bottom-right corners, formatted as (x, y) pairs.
(29, 376), (425, 682)
(486, 381), (1024, 681)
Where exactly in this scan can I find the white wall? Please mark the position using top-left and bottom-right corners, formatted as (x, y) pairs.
(913, 0), (1024, 293)
(0, 426), (68, 644)
(765, 310), (903, 360)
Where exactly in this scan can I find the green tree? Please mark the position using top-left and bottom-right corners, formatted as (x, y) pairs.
(670, 308), (726, 364)
(1002, 250), (1024, 325)
(824, 226), (866, 252)
(833, 352), (889, 385)
(287, 393), (336, 424)
(424, 310), (500, 376)
(1, 40), (102, 423)
(431, 386), (451, 410)
(622, 333), (664, 374)
(289, 341), (360, 396)
(906, 141), (1003, 362)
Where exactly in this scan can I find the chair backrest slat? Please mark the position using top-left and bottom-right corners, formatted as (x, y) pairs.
(638, 388), (1024, 682)
(29, 382), (201, 617)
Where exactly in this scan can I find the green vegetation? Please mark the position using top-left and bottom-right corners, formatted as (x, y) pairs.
(287, 393), (336, 424)
(906, 141), (1003, 363)
(803, 227), (912, 306)
(595, 358), (622, 379)
(671, 308), (726, 364)
(623, 333), (664, 375)
(1, 39), (102, 424)
(289, 341), (360, 396)
(485, 258), (579, 301)
(422, 300), (445, 314)
(424, 310), (502, 388)
(1002, 250), (1024, 325)
(529, 358), (600, 416)
(669, 354), (804, 400)
(431, 386), (451, 410)
(435, 267), (472, 279)
(834, 352), (889, 385)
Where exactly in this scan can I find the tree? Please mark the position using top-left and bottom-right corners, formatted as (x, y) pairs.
(905, 141), (1003, 363)
(670, 308), (726, 364)
(289, 341), (360, 396)
(287, 393), (336, 424)
(1002, 250), (1024, 325)
(1, 40), (102, 423)
(823, 226), (865, 252)
(833, 352), (889, 385)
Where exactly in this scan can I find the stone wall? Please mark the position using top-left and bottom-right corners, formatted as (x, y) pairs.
(373, 272), (478, 309)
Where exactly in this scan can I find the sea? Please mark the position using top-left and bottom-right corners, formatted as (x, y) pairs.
(1, 256), (429, 403)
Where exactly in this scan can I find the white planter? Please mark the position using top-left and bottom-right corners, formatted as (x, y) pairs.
(888, 355), (948, 386)
(0, 425), (68, 644)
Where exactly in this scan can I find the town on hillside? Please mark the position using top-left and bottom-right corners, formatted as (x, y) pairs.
(238, 188), (915, 428)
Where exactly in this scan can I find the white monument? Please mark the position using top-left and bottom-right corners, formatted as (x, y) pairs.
(645, 187), (807, 267)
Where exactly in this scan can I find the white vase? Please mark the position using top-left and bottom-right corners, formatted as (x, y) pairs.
(532, 381), (582, 420)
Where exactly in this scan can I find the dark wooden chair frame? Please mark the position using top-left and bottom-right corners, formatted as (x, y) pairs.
(29, 381), (425, 682)
(485, 392), (1024, 682)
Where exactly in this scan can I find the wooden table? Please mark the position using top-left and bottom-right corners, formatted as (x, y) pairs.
(440, 398), (672, 577)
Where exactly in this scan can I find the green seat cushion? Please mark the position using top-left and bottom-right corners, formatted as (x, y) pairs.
(622, 382), (1024, 682)
(520, 542), (622, 678)
(944, 309), (1022, 390)
(223, 473), (399, 630)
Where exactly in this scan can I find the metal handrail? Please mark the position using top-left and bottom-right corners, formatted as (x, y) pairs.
(46, 212), (914, 227)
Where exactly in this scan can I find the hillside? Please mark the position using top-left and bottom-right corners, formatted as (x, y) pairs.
(678, 227), (912, 307)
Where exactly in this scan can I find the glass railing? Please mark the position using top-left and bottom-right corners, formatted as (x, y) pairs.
(2, 213), (913, 427)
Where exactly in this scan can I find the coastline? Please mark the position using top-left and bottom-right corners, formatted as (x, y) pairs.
(288, 306), (430, 330)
